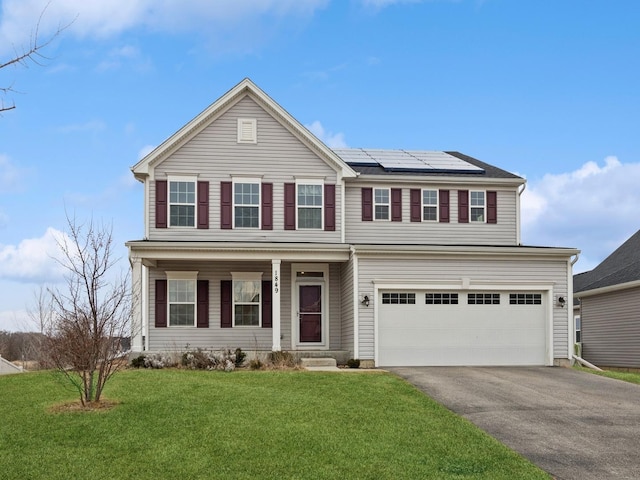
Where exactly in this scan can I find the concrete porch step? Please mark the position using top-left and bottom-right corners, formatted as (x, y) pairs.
(300, 357), (339, 371)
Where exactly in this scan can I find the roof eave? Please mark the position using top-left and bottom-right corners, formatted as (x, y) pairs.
(575, 279), (640, 298)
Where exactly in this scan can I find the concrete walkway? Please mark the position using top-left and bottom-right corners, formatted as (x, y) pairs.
(389, 366), (640, 480)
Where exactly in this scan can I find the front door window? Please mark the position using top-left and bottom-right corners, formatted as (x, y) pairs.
(299, 285), (322, 342)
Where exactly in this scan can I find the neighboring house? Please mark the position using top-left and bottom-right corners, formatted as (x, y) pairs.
(127, 78), (578, 367)
(0, 355), (23, 375)
(574, 229), (640, 368)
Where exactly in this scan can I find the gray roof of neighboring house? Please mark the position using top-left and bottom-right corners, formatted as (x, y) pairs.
(334, 149), (522, 180)
(574, 229), (640, 293)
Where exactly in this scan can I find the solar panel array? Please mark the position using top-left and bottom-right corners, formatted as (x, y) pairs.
(333, 148), (484, 174)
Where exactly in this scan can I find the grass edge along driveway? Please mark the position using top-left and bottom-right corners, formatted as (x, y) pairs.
(0, 369), (550, 480)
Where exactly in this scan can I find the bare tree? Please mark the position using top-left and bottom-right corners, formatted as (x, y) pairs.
(43, 215), (132, 406)
(1, 2), (71, 112)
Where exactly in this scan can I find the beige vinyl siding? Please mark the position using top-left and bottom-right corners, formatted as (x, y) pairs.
(340, 255), (355, 357)
(345, 185), (518, 245)
(147, 260), (346, 352)
(149, 96), (341, 242)
(581, 286), (640, 368)
(356, 256), (569, 361)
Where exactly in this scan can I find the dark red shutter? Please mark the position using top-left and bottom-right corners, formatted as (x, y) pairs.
(155, 180), (167, 229)
(221, 280), (232, 328)
(261, 183), (273, 230)
(487, 191), (497, 224)
(262, 281), (272, 328)
(197, 181), (209, 229)
(410, 189), (421, 222)
(155, 279), (167, 328)
(361, 188), (373, 221)
(221, 181), (232, 229)
(439, 190), (450, 223)
(458, 190), (469, 223)
(391, 188), (402, 222)
(197, 280), (209, 328)
(324, 184), (335, 231)
(284, 183), (296, 230)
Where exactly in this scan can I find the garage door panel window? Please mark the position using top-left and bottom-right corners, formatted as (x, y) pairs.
(425, 293), (458, 304)
(382, 293), (416, 304)
(468, 293), (500, 305)
(509, 293), (542, 305)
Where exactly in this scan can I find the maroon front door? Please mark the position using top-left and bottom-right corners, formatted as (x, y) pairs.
(299, 285), (322, 342)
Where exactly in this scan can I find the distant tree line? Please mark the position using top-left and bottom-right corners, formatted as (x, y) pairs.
(0, 331), (45, 363)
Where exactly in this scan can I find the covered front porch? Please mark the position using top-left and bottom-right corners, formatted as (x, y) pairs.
(126, 241), (355, 359)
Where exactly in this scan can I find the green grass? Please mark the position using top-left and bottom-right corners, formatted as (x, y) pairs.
(574, 365), (640, 385)
(0, 369), (549, 480)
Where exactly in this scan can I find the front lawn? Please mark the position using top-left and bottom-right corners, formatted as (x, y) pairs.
(574, 365), (640, 385)
(0, 369), (549, 479)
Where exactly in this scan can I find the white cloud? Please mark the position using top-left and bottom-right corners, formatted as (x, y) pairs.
(0, 228), (67, 283)
(137, 144), (156, 160)
(56, 119), (106, 134)
(0, 154), (25, 192)
(0, 0), (329, 55)
(305, 120), (347, 148)
(521, 156), (640, 273)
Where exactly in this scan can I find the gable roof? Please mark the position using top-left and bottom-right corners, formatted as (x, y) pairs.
(131, 78), (357, 180)
(575, 229), (640, 294)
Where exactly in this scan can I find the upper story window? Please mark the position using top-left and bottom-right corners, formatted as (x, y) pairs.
(374, 188), (390, 220)
(422, 189), (438, 221)
(297, 182), (323, 229)
(470, 191), (485, 222)
(234, 181), (260, 228)
(169, 177), (196, 227)
(232, 273), (262, 327)
(167, 272), (198, 327)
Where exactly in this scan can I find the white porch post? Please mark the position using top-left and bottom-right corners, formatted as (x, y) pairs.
(272, 259), (281, 351)
(130, 256), (144, 353)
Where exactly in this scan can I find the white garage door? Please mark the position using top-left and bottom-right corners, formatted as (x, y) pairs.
(378, 291), (547, 366)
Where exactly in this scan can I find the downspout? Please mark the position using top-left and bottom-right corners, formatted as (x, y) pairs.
(516, 182), (526, 245)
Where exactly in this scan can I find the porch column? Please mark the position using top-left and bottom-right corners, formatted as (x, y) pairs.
(130, 256), (144, 353)
(272, 259), (281, 351)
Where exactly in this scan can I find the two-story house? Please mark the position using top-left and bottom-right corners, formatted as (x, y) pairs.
(127, 78), (579, 367)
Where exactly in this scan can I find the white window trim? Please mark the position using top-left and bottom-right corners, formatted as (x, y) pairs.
(167, 175), (198, 228)
(295, 179), (324, 230)
(470, 190), (486, 223)
(422, 188), (439, 222)
(166, 271), (198, 328)
(231, 272), (263, 328)
(374, 187), (390, 221)
(237, 118), (257, 144)
(232, 178), (261, 229)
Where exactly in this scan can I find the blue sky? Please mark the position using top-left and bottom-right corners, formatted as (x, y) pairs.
(1, 0), (639, 331)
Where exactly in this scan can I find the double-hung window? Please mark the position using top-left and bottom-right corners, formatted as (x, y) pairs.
(167, 272), (197, 327)
(470, 191), (485, 222)
(297, 182), (323, 229)
(232, 273), (262, 326)
(234, 181), (260, 228)
(422, 189), (438, 221)
(169, 177), (196, 227)
(374, 188), (390, 220)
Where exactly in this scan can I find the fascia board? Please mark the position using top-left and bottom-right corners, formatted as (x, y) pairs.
(575, 279), (640, 298)
(353, 244), (580, 259)
(346, 174), (525, 188)
(126, 241), (351, 262)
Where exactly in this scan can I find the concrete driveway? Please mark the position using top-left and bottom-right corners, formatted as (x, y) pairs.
(388, 366), (640, 480)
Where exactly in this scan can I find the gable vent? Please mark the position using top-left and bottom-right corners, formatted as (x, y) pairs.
(237, 118), (257, 143)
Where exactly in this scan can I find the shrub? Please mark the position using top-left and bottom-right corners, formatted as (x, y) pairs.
(181, 348), (237, 372)
(267, 351), (298, 369)
(234, 348), (246, 368)
(248, 358), (264, 370)
(347, 358), (360, 369)
(130, 355), (146, 369)
(143, 353), (176, 369)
